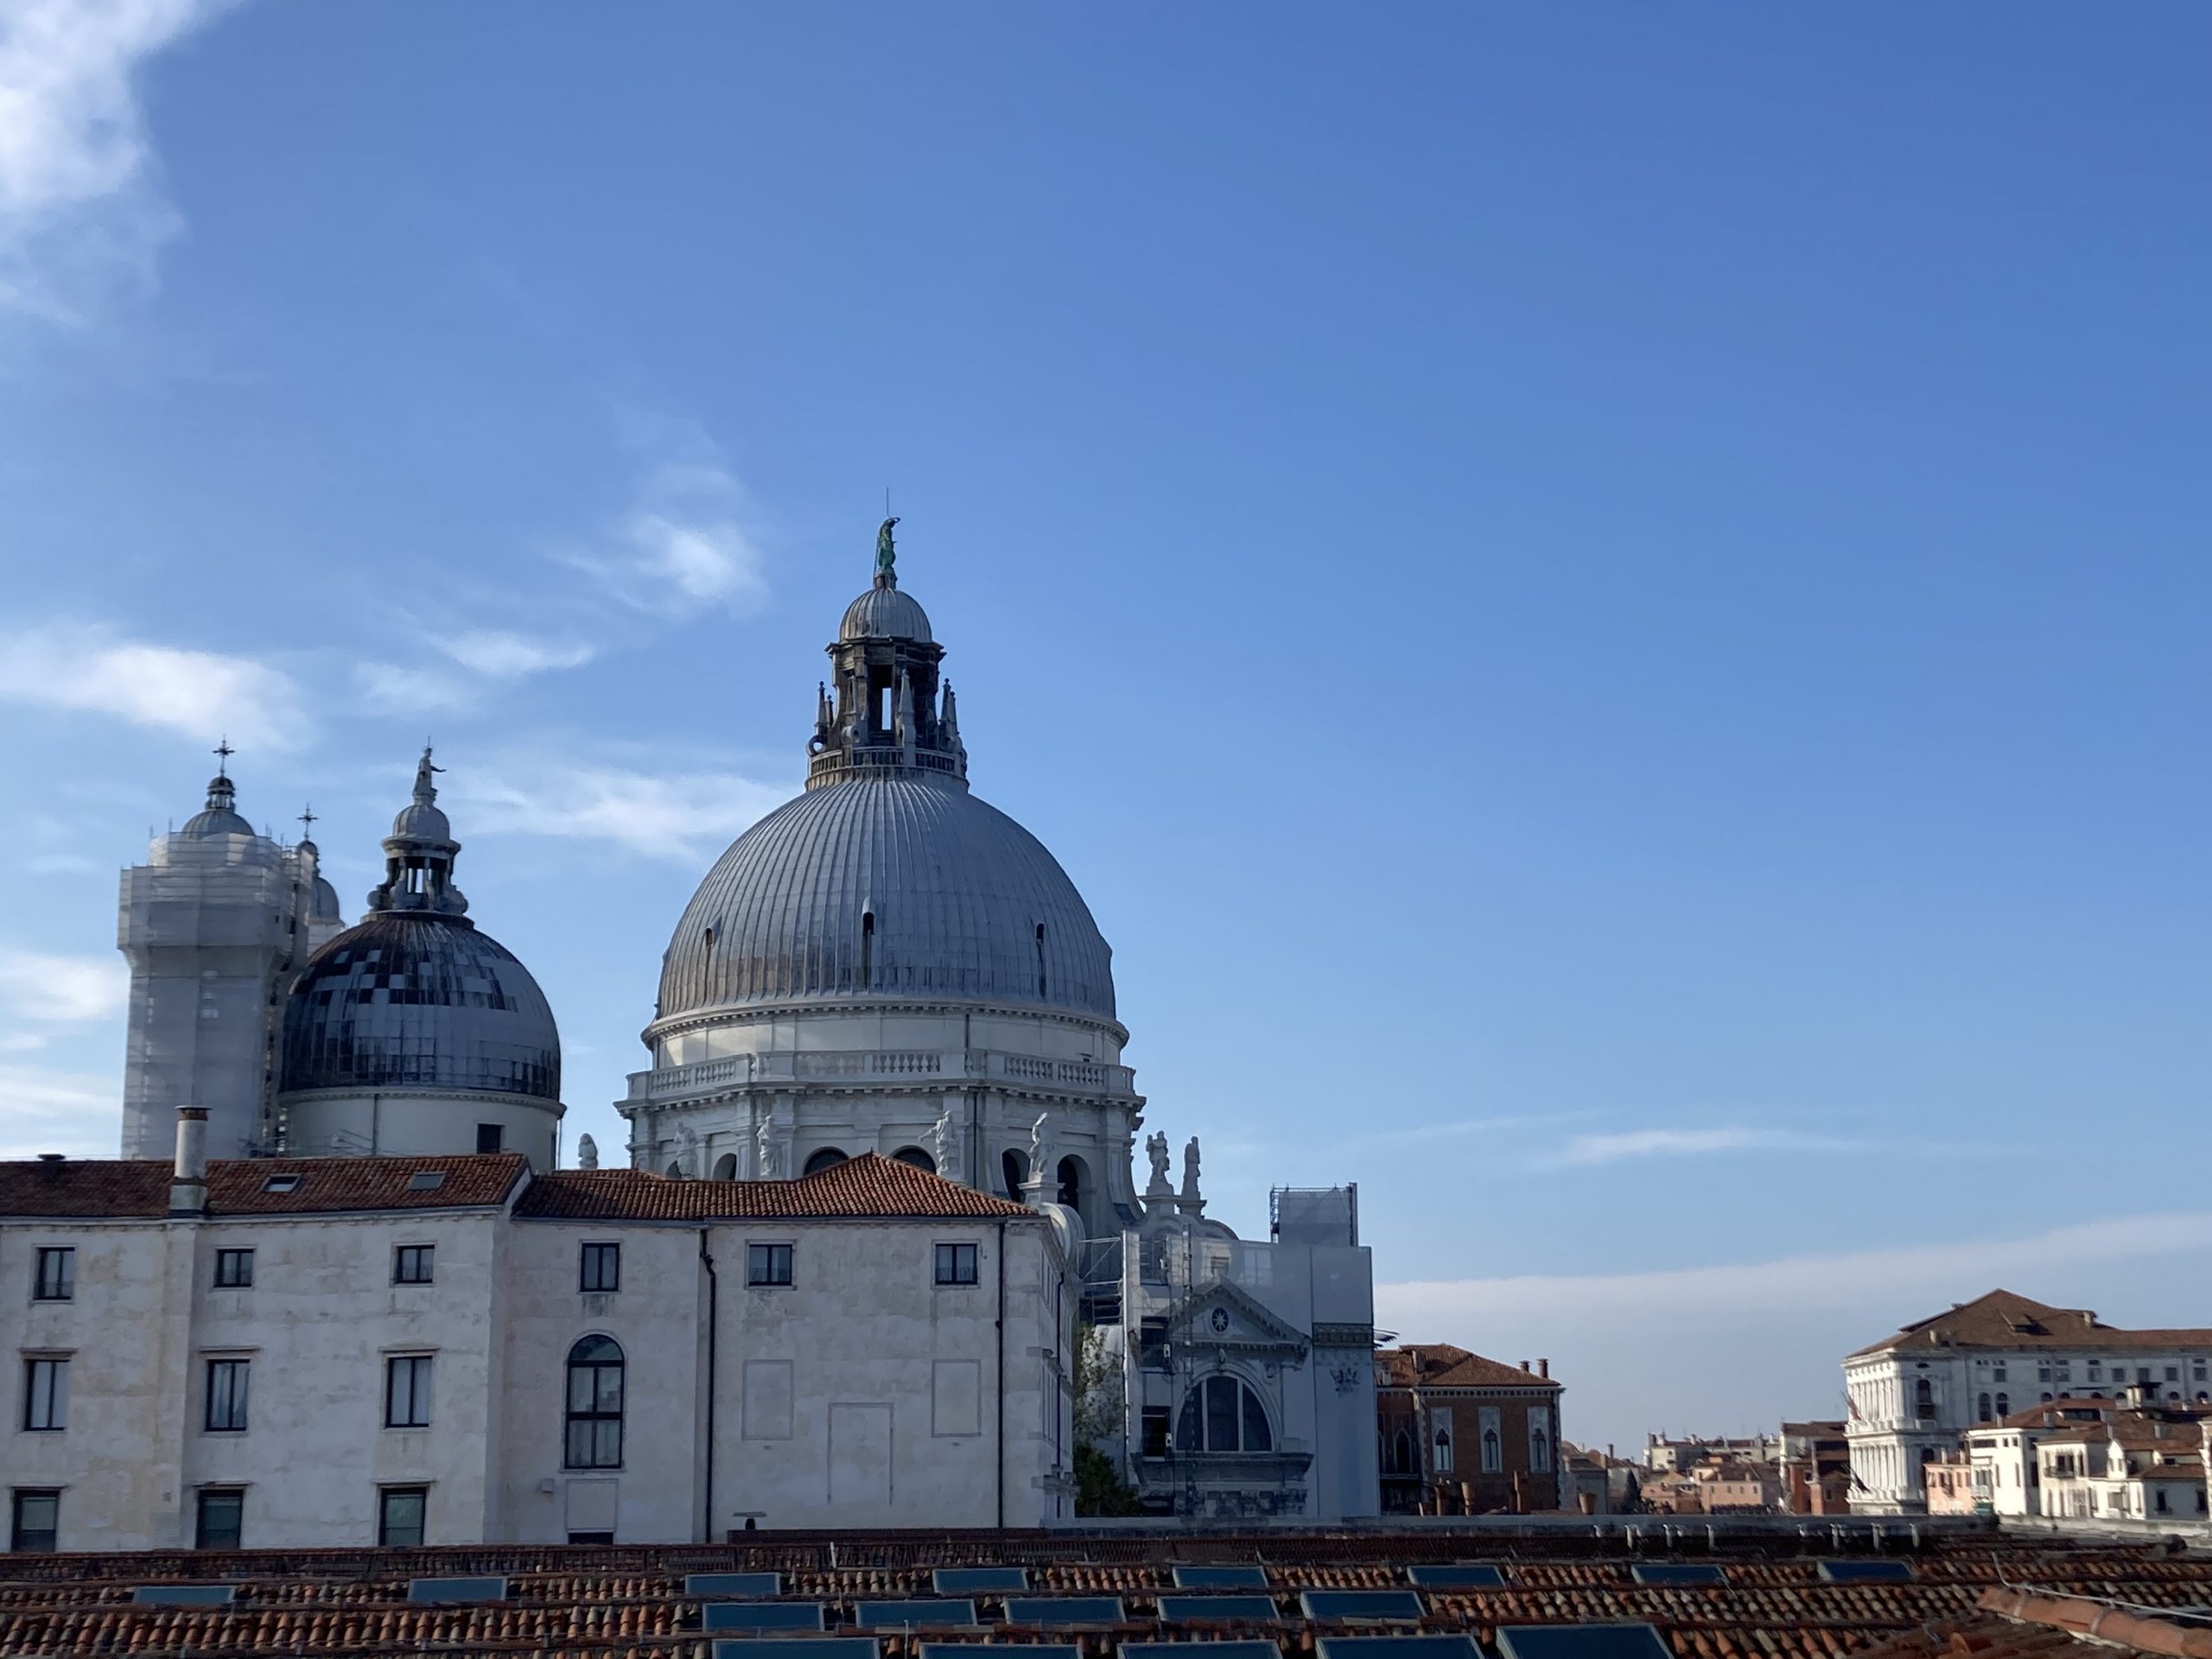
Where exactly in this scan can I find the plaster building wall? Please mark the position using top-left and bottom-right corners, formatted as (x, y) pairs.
(1, 1147), (1070, 1552)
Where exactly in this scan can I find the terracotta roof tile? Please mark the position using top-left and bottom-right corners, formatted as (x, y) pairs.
(1850, 1290), (2212, 1357)
(1376, 1346), (1563, 1392)
(0, 1154), (528, 1219)
(514, 1152), (1039, 1222)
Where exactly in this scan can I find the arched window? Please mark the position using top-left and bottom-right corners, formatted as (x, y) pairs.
(1391, 1428), (1413, 1475)
(1034, 921), (1048, 1000)
(861, 911), (874, 988)
(1001, 1149), (1027, 1199)
(1532, 1427), (1551, 1473)
(893, 1146), (935, 1173)
(2041, 1392), (2054, 1404)
(1914, 1377), (1935, 1418)
(803, 1148), (848, 1176)
(1978, 1392), (1993, 1421)
(664, 1161), (682, 1178)
(1995, 1392), (2009, 1417)
(1481, 1427), (1501, 1472)
(1058, 1155), (1086, 1211)
(712, 1153), (738, 1181)
(1174, 1374), (1273, 1453)
(564, 1336), (623, 1470)
(1433, 1428), (1453, 1473)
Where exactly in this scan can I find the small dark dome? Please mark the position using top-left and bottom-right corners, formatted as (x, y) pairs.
(182, 774), (253, 838)
(310, 874), (343, 921)
(279, 914), (560, 1103)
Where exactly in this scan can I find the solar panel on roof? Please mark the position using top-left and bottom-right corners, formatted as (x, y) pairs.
(1629, 1564), (1726, 1586)
(703, 1602), (825, 1632)
(1126, 1643), (1283, 1659)
(1173, 1565), (1269, 1589)
(712, 1639), (878, 1659)
(855, 1599), (980, 1629)
(1157, 1593), (1283, 1622)
(1817, 1560), (1913, 1583)
(1300, 1590), (1425, 1623)
(934, 1567), (1029, 1594)
(1005, 1596), (1126, 1626)
(131, 1585), (236, 1606)
(689, 1572), (784, 1599)
(925, 1645), (1079, 1659)
(406, 1575), (508, 1604)
(1316, 1637), (1480, 1659)
(1406, 1566), (1504, 1589)
(1497, 1625), (1673, 1659)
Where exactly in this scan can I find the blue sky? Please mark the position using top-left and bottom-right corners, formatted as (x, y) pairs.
(1, 2), (2206, 1450)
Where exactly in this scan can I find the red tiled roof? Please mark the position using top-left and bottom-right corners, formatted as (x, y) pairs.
(0, 1154), (528, 1218)
(1851, 1289), (2212, 1357)
(514, 1152), (1039, 1222)
(1376, 1344), (1561, 1392)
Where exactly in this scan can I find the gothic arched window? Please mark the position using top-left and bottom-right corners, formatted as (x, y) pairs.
(1391, 1428), (1414, 1474)
(1481, 1427), (1502, 1472)
(1434, 1428), (1453, 1473)
(564, 1336), (624, 1470)
(1174, 1375), (1273, 1454)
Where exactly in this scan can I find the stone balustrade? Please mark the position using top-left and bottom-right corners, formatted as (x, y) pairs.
(626, 1048), (1136, 1103)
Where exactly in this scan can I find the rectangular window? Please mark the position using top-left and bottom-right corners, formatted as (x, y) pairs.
(22, 1359), (67, 1432)
(579, 1243), (620, 1293)
(567, 1529), (613, 1545)
(747, 1243), (793, 1287)
(474, 1123), (503, 1154)
(1138, 1316), (1170, 1370)
(32, 1249), (73, 1302)
(9, 1490), (58, 1553)
(213, 1249), (253, 1288)
(1992, 1365), (2007, 1382)
(392, 1245), (434, 1285)
(194, 1488), (244, 1551)
(378, 1485), (427, 1548)
(385, 1355), (433, 1428)
(934, 1242), (979, 1285)
(1141, 1405), (1171, 1457)
(2164, 1366), (2180, 1382)
(205, 1358), (249, 1433)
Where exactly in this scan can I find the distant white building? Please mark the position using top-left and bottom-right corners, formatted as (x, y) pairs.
(1, 1118), (1069, 1551)
(1843, 1289), (2212, 1513)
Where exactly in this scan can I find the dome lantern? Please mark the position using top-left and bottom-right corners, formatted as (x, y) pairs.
(808, 519), (965, 789)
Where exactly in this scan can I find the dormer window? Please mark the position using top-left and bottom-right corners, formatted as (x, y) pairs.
(263, 1174), (300, 1194)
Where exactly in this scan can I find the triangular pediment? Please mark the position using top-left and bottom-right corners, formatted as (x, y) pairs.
(1167, 1281), (1310, 1355)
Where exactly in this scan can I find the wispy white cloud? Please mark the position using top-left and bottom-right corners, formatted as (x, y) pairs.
(1350, 1113), (1556, 1147)
(1377, 1213), (2212, 1326)
(455, 759), (789, 864)
(432, 630), (596, 679)
(353, 659), (477, 716)
(0, 0), (234, 321)
(0, 1062), (121, 1159)
(0, 624), (310, 750)
(0, 947), (127, 1022)
(1537, 1126), (1866, 1167)
(564, 423), (769, 617)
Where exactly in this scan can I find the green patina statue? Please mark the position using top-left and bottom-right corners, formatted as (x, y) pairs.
(875, 516), (899, 582)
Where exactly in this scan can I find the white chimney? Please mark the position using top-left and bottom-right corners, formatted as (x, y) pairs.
(169, 1107), (208, 1216)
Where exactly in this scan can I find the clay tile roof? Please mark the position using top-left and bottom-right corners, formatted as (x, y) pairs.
(513, 1152), (1038, 1223)
(0, 1158), (169, 1218)
(1850, 1288), (2212, 1357)
(0, 1154), (528, 1219)
(1376, 1346), (1563, 1391)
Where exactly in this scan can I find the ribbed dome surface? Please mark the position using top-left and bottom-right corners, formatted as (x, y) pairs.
(659, 776), (1115, 1023)
(280, 914), (561, 1103)
(840, 584), (934, 643)
(181, 805), (255, 838)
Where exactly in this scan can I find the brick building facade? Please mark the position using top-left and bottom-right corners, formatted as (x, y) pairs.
(1375, 1344), (1563, 1514)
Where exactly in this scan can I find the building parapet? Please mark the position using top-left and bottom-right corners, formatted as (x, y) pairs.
(627, 1047), (1138, 1103)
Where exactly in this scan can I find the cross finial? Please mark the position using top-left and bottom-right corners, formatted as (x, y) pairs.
(298, 804), (317, 837)
(213, 736), (234, 776)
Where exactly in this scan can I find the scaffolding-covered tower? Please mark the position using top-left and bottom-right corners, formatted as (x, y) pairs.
(117, 764), (345, 1160)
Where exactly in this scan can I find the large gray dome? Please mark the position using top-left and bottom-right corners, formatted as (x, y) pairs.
(280, 914), (561, 1102)
(658, 775), (1116, 1025)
